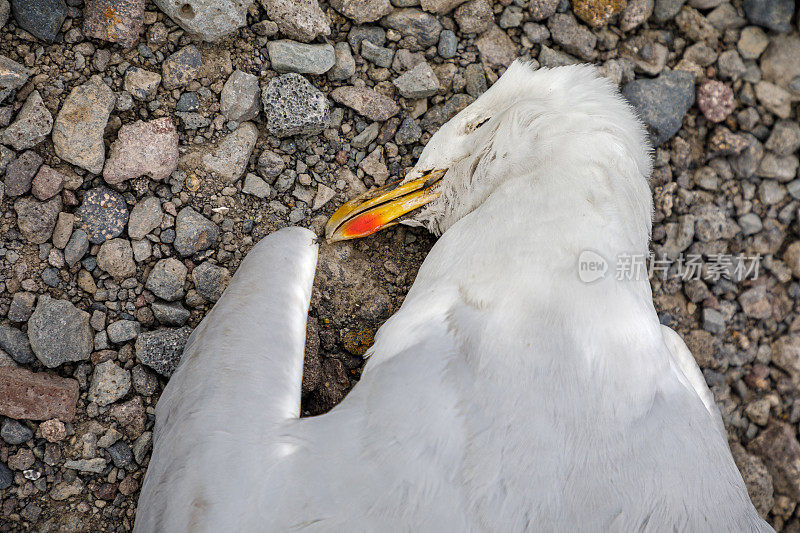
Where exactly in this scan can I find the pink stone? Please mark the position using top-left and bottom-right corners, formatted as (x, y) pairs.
(697, 79), (735, 123)
(31, 165), (65, 200)
(0, 367), (79, 421)
(103, 117), (179, 184)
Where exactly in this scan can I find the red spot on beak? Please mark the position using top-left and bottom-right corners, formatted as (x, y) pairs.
(342, 211), (385, 238)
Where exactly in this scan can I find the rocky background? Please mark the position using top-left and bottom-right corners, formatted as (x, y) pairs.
(0, 0), (798, 529)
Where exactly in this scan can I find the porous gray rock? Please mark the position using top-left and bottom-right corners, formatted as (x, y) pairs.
(28, 295), (92, 368)
(262, 74), (329, 137)
(135, 326), (193, 376)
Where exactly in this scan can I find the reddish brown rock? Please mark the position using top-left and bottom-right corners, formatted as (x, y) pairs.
(109, 396), (146, 439)
(31, 165), (65, 201)
(697, 80), (735, 123)
(103, 117), (179, 184)
(83, 0), (145, 48)
(0, 367), (79, 421)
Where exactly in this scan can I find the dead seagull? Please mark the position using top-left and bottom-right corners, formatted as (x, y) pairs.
(135, 62), (772, 531)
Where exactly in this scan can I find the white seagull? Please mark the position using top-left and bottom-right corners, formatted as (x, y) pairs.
(135, 62), (772, 531)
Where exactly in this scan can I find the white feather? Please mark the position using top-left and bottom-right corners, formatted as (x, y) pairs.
(136, 63), (771, 532)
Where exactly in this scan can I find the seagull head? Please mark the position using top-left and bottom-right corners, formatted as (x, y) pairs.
(326, 61), (652, 243)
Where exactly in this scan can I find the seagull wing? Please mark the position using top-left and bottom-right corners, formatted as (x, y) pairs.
(134, 227), (318, 532)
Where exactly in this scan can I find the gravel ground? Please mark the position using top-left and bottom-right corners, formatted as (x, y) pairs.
(0, 0), (799, 530)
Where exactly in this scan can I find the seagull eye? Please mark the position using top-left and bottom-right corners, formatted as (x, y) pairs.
(464, 117), (491, 134)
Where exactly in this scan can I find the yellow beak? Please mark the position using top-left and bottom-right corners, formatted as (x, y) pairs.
(325, 170), (445, 243)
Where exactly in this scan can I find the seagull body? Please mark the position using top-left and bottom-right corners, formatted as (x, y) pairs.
(136, 63), (771, 531)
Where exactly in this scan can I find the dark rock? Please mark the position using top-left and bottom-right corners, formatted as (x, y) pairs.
(743, 0), (794, 33)
(75, 187), (129, 244)
(0, 324), (35, 364)
(162, 45), (202, 89)
(14, 195), (61, 244)
(622, 70), (695, 146)
(1, 418), (33, 445)
(146, 258), (187, 301)
(135, 326), (192, 376)
(151, 301), (190, 326)
(191, 262), (230, 302)
(173, 207), (220, 257)
(10, 0), (67, 42)
(381, 9), (442, 50)
(83, 0), (145, 48)
(4, 150), (43, 197)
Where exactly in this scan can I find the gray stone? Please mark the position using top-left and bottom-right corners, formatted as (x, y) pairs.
(52, 77), (116, 175)
(202, 122), (258, 183)
(135, 326), (192, 376)
(176, 92), (199, 112)
(749, 421), (800, 500)
(765, 120), (800, 157)
(128, 197), (163, 240)
(0, 324), (35, 364)
(382, 9), (442, 49)
(499, 5), (524, 28)
(737, 26), (769, 60)
(75, 187), (129, 244)
(754, 81), (791, 119)
(361, 40), (394, 68)
(395, 117), (422, 145)
(1, 419), (33, 445)
(258, 150), (286, 179)
(622, 70), (695, 146)
(420, 0), (467, 13)
(14, 196), (60, 244)
(475, 24), (518, 69)
(262, 74), (329, 137)
(455, 0), (493, 34)
(653, 0), (686, 22)
(328, 42), (356, 81)
(267, 41), (335, 75)
(1, 90), (52, 150)
(739, 213), (762, 235)
(8, 292), (35, 323)
(438, 30), (458, 58)
(348, 26), (385, 51)
(529, 0), (558, 21)
(242, 173), (270, 198)
(0, 462), (10, 490)
(146, 258), (187, 301)
(0, 55), (29, 89)
(97, 238), (136, 279)
(331, 86), (399, 121)
(221, 70), (260, 122)
(88, 360), (131, 406)
(760, 35), (800, 91)
(260, 0), (329, 42)
(28, 295), (92, 368)
(4, 150), (43, 197)
(393, 62), (440, 99)
(123, 67), (161, 100)
(420, 93), (475, 131)
(620, 0), (654, 31)
(729, 442), (774, 519)
(107, 320), (140, 343)
(192, 262), (230, 302)
(173, 207), (220, 257)
(151, 301), (190, 326)
(64, 458), (107, 474)
(758, 153), (798, 182)
(330, 0), (392, 24)
(64, 229), (90, 267)
(351, 122), (379, 149)
(758, 180), (786, 205)
(548, 13), (597, 60)
(702, 307), (725, 334)
(153, 0), (251, 40)
(743, 0), (793, 33)
(32, 165), (64, 201)
(10, 0), (67, 42)
(162, 45), (202, 89)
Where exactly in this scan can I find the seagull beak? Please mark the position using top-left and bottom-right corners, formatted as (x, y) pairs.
(325, 170), (445, 243)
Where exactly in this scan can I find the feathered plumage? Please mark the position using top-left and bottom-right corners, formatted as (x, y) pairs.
(136, 63), (771, 532)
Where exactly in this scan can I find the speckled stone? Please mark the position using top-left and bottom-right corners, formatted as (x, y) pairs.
(330, 0), (392, 24)
(75, 187), (129, 244)
(696, 79), (735, 123)
(162, 45), (202, 89)
(83, 0), (145, 48)
(135, 326), (192, 376)
(529, 0), (558, 21)
(261, 0), (330, 42)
